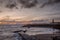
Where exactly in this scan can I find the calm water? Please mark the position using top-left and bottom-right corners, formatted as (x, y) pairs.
(0, 25), (60, 35)
(24, 27), (60, 35)
(0, 25), (60, 40)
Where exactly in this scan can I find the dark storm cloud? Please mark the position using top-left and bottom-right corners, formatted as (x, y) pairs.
(18, 0), (60, 8)
(54, 0), (60, 3)
(6, 2), (17, 9)
(18, 0), (37, 8)
(40, 0), (60, 8)
(0, 0), (38, 9)
(0, 0), (18, 9)
(5, 0), (18, 9)
(0, 0), (60, 9)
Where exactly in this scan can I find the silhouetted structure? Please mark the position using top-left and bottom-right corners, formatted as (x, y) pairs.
(52, 19), (54, 23)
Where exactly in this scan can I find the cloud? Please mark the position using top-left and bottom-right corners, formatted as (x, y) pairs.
(6, 3), (17, 9)
(47, 13), (60, 15)
(18, 0), (38, 8)
(40, 0), (60, 8)
(0, 0), (38, 9)
(0, 0), (60, 21)
(54, 0), (60, 3)
(53, 17), (60, 20)
(0, 0), (60, 9)
(0, 11), (2, 13)
(5, 0), (18, 9)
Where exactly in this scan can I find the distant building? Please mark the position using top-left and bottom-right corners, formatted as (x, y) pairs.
(52, 19), (54, 23)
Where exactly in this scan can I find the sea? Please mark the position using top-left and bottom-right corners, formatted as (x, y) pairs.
(0, 24), (60, 35)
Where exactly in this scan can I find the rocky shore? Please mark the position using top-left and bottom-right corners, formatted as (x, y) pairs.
(0, 31), (60, 40)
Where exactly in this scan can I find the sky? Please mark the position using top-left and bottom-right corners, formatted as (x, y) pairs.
(0, 0), (60, 21)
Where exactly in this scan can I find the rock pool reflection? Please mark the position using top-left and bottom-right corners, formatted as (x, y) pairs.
(23, 27), (60, 35)
(13, 27), (60, 40)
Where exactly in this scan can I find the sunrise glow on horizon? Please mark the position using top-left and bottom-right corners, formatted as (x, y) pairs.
(0, 0), (60, 21)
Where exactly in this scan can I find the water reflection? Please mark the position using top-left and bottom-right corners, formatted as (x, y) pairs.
(24, 27), (60, 35)
(13, 27), (60, 40)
